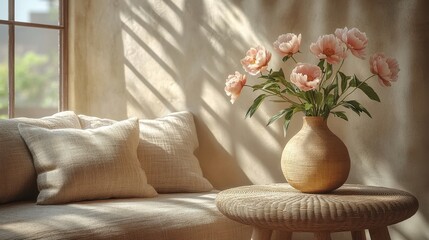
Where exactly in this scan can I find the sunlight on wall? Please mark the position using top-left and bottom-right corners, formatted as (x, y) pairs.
(120, 4), (185, 117)
(117, 0), (288, 183)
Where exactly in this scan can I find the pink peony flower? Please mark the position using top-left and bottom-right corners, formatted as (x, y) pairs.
(310, 34), (347, 64)
(335, 27), (368, 59)
(369, 53), (400, 87)
(273, 33), (302, 57)
(240, 46), (271, 75)
(225, 71), (247, 104)
(290, 63), (322, 91)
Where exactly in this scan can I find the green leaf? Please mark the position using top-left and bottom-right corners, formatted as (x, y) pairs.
(282, 108), (294, 137)
(262, 82), (280, 92)
(344, 100), (360, 108)
(293, 104), (305, 114)
(332, 111), (348, 121)
(325, 63), (333, 80)
(317, 59), (325, 70)
(282, 56), (290, 62)
(245, 94), (267, 118)
(304, 103), (313, 111)
(314, 91), (323, 105)
(342, 100), (372, 118)
(279, 77), (290, 89)
(334, 86), (339, 103)
(282, 80), (297, 94)
(323, 83), (337, 96)
(320, 105), (331, 118)
(349, 75), (358, 87)
(282, 88), (295, 95)
(271, 70), (286, 84)
(350, 75), (380, 102)
(342, 100), (361, 116)
(325, 94), (335, 107)
(274, 68), (285, 78)
(359, 83), (380, 102)
(303, 91), (314, 103)
(267, 108), (290, 126)
(360, 105), (372, 118)
(250, 83), (265, 90)
(338, 71), (350, 93)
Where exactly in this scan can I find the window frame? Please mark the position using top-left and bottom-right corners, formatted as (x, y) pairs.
(0, 0), (68, 118)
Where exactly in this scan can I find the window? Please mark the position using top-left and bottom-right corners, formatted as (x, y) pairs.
(0, 0), (68, 118)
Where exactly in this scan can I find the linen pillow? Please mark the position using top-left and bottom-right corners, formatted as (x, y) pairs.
(78, 112), (214, 193)
(0, 111), (81, 204)
(18, 118), (157, 205)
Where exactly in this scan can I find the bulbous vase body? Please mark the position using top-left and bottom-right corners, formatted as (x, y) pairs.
(281, 117), (350, 193)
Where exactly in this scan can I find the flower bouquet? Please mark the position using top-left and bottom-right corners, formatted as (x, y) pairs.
(224, 27), (401, 192)
(224, 27), (400, 134)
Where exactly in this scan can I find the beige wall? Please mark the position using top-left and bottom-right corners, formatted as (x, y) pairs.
(69, 1), (429, 239)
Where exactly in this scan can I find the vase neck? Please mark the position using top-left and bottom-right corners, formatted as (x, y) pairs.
(303, 116), (328, 129)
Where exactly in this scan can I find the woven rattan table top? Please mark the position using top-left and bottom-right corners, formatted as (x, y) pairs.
(216, 184), (418, 232)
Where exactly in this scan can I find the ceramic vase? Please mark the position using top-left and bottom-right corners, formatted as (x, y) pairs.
(281, 116), (350, 193)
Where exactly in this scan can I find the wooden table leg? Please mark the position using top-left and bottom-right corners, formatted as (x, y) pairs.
(369, 226), (391, 240)
(314, 232), (332, 240)
(351, 230), (366, 240)
(251, 227), (272, 240)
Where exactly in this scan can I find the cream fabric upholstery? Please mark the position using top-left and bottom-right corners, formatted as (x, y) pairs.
(78, 111), (213, 193)
(0, 111), (81, 204)
(18, 118), (157, 204)
(0, 192), (252, 240)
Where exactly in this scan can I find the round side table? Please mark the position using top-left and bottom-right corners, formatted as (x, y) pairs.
(216, 184), (418, 240)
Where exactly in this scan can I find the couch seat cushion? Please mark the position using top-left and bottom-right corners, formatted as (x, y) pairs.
(0, 192), (251, 240)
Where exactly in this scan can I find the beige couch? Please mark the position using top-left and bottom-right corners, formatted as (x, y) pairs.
(0, 111), (251, 239)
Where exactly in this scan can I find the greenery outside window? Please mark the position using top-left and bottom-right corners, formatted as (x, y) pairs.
(0, 0), (68, 118)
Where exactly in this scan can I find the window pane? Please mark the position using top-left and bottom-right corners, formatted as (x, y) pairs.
(15, 0), (60, 25)
(0, 0), (7, 20)
(15, 26), (59, 118)
(0, 25), (8, 119)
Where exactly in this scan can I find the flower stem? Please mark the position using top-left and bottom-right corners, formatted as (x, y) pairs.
(291, 56), (298, 63)
(318, 71), (327, 91)
(311, 90), (318, 116)
(256, 87), (301, 106)
(331, 59), (345, 85)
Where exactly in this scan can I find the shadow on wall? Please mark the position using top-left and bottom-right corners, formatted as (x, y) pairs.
(97, 0), (428, 239)
(119, 0), (276, 188)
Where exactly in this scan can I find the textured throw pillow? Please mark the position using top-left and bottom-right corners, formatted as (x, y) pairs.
(0, 111), (81, 204)
(78, 112), (213, 193)
(18, 118), (157, 205)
